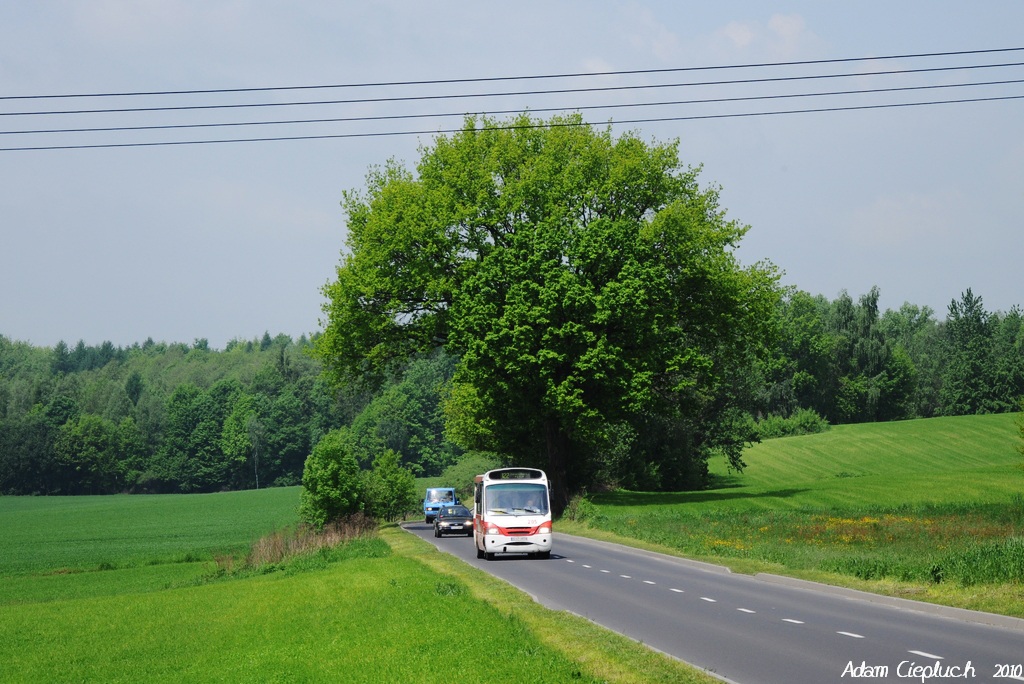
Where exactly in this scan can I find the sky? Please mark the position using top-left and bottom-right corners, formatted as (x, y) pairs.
(1, 2), (1022, 349)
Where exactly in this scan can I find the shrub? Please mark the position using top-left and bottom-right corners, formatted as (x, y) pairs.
(563, 494), (599, 523)
(362, 450), (418, 522)
(299, 428), (364, 528)
(755, 408), (830, 439)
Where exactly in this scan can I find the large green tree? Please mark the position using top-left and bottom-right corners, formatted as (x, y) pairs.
(316, 113), (780, 510)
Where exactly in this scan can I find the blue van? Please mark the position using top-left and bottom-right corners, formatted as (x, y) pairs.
(423, 487), (459, 522)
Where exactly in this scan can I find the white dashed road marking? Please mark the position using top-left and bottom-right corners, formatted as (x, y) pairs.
(559, 554), (967, 664)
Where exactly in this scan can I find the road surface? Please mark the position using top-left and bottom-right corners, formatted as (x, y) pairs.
(404, 522), (1024, 683)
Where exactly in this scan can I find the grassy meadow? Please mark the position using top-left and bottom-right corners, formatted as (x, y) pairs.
(564, 413), (1024, 617)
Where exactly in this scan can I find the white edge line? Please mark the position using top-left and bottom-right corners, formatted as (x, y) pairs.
(908, 650), (943, 660)
(837, 631), (864, 638)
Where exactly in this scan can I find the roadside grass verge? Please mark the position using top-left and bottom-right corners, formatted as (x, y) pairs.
(0, 523), (598, 682)
(564, 413), (1024, 618)
(3, 540), (596, 682)
(383, 525), (719, 684)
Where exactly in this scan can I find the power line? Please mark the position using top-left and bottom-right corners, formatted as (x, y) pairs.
(4, 93), (1022, 152)
(2, 46), (1021, 101)
(4, 77), (1022, 138)
(1, 47), (1020, 152)
(4, 61), (1023, 118)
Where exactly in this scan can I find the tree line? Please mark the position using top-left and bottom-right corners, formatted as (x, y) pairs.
(1, 285), (1021, 498)
(762, 286), (1024, 424)
(0, 334), (332, 495)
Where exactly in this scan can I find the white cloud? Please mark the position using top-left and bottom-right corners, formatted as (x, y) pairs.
(720, 21), (756, 50)
(710, 13), (822, 61)
(767, 14), (810, 58)
(625, 6), (681, 61)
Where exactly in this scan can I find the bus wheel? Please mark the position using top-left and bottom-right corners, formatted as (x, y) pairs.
(476, 545), (484, 559)
(537, 551), (550, 560)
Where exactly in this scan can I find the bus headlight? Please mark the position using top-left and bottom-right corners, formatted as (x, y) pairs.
(538, 524), (551, 534)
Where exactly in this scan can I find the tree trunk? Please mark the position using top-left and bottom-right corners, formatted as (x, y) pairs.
(544, 417), (571, 517)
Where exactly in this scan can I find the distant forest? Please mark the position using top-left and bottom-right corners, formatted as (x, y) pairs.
(1, 286), (1022, 496)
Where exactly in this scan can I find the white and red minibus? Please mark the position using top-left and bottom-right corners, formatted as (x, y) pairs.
(473, 467), (552, 560)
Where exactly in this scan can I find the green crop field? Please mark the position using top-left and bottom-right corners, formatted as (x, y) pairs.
(0, 486), (302, 576)
(564, 413), (1024, 617)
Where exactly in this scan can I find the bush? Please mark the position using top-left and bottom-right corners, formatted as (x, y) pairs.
(299, 428), (364, 528)
(562, 494), (599, 523)
(362, 450), (418, 522)
(755, 408), (830, 440)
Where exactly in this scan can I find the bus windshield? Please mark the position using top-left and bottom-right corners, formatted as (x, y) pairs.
(484, 483), (549, 515)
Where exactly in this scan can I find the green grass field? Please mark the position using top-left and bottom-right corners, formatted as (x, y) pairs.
(0, 487), (302, 576)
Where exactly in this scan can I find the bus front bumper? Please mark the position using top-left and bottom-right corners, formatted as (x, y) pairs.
(483, 535), (552, 555)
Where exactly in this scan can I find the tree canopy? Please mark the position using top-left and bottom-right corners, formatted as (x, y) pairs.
(315, 113), (782, 510)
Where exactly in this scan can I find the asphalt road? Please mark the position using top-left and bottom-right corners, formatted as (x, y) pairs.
(403, 522), (1024, 683)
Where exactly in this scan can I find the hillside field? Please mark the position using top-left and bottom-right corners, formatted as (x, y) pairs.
(567, 413), (1024, 617)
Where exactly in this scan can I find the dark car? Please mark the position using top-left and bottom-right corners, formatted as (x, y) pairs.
(433, 505), (473, 537)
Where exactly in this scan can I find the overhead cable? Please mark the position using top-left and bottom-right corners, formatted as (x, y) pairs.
(1, 47), (1021, 152)
(2, 46), (1021, 101)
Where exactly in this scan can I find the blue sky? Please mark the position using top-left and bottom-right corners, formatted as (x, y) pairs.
(2, 2), (1022, 348)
